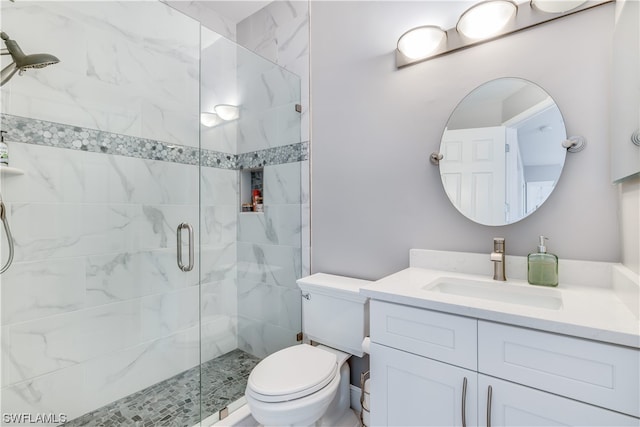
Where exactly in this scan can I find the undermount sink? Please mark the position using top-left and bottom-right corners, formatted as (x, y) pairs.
(423, 277), (563, 310)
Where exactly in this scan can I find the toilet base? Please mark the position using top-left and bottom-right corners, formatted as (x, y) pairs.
(213, 405), (360, 427)
(314, 407), (360, 427)
(260, 408), (360, 427)
(313, 363), (360, 427)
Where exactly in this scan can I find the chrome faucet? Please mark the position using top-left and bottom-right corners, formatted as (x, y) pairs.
(490, 237), (506, 281)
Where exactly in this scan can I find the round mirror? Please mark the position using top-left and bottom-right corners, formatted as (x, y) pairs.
(438, 77), (567, 226)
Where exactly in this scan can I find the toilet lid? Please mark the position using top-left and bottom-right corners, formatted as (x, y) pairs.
(247, 344), (338, 402)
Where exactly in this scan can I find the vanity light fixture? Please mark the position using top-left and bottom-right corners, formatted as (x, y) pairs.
(396, 0), (612, 68)
(214, 104), (240, 121)
(397, 26), (447, 59)
(530, 0), (587, 13)
(456, 0), (517, 40)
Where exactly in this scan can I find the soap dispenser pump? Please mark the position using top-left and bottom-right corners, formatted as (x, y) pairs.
(527, 236), (558, 287)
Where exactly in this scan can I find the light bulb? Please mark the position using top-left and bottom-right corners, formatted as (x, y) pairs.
(397, 26), (447, 60)
(531, 0), (587, 13)
(457, 0), (517, 40)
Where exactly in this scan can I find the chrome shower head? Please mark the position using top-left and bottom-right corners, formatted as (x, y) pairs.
(1, 31), (60, 86)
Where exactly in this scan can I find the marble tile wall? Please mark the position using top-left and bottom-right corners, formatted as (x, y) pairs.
(235, 1), (310, 358)
(0, 1), (236, 424)
(162, 1), (237, 42)
(237, 162), (303, 358)
(0, 1), (200, 148)
(201, 27), (239, 155)
(162, 0), (310, 361)
(237, 0), (310, 144)
(0, 142), (240, 424)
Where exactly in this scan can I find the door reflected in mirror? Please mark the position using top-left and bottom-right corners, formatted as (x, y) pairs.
(439, 77), (567, 226)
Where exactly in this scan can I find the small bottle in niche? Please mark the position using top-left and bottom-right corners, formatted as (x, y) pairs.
(0, 130), (8, 167)
(527, 235), (558, 287)
(252, 189), (261, 212)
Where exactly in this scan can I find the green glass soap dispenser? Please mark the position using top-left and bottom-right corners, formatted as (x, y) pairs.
(527, 236), (558, 287)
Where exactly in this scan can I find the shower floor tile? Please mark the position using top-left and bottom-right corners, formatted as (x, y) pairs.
(62, 349), (260, 427)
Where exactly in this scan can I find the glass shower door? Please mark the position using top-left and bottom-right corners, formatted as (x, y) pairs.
(0, 1), (204, 426)
(198, 27), (304, 423)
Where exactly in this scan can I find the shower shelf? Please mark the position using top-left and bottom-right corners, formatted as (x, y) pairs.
(0, 167), (24, 176)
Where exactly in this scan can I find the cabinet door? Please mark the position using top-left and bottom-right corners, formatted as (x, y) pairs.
(370, 342), (477, 427)
(478, 320), (640, 417)
(478, 375), (640, 427)
(611, 0), (640, 182)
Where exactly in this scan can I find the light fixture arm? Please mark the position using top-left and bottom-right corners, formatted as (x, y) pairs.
(562, 136), (586, 152)
(431, 134), (585, 168)
(430, 152), (443, 165)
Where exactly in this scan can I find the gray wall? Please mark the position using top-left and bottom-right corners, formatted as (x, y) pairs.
(310, 1), (619, 280)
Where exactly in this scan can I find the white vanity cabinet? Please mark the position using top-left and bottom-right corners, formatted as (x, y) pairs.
(369, 300), (640, 427)
(477, 375), (639, 427)
(369, 300), (479, 426)
(370, 343), (478, 427)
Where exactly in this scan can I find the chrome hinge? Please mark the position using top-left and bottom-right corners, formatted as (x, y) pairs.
(219, 407), (229, 420)
(295, 104), (302, 113)
(296, 332), (303, 342)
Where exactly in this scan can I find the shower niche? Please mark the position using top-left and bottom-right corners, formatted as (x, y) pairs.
(240, 167), (264, 213)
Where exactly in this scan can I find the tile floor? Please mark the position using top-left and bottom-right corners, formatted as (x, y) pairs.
(62, 349), (260, 427)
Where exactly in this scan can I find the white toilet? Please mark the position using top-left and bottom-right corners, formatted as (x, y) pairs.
(245, 273), (370, 427)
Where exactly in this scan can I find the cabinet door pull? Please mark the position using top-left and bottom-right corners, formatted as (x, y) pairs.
(486, 385), (493, 427)
(461, 377), (468, 427)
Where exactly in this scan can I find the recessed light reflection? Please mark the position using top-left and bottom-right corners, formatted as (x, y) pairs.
(214, 104), (240, 121)
(200, 112), (223, 127)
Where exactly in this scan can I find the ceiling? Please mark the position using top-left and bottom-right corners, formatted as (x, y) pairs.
(197, 0), (534, 27)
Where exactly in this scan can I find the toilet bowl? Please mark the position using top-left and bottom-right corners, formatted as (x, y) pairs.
(244, 273), (371, 427)
(245, 344), (347, 426)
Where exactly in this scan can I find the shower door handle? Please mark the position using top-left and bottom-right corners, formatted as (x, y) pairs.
(176, 223), (194, 272)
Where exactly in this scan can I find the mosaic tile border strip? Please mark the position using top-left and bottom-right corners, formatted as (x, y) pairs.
(0, 114), (307, 170)
(237, 141), (308, 169)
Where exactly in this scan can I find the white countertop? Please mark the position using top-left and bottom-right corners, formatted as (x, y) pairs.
(360, 250), (640, 349)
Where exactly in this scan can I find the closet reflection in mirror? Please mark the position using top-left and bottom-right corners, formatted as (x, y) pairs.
(439, 78), (567, 226)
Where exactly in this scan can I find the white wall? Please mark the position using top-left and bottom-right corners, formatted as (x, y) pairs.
(310, 1), (620, 280)
(620, 176), (640, 274)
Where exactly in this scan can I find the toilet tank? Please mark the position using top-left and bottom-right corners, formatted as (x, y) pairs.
(297, 273), (371, 357)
